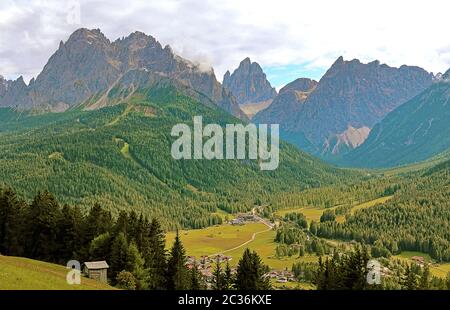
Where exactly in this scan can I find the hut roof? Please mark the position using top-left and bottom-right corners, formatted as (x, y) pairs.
(84, 261), (109, 269)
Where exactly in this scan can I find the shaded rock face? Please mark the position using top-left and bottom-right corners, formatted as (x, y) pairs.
(0, 28), (245, 119)
(341, 81), (450, 168)
(295, 57), (433, 147)
(223, 57), (277, 105)
(253, 78), (317, 126)
(254, 57), (433, 155)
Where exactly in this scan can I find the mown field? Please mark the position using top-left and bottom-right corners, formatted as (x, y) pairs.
(393, 251), (450, 278)
(275, 196), (393, 223)
(166, 221), (320, 270)
(0, 255), (115, 290)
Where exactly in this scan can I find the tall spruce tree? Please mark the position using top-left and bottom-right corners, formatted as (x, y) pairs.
(166, 231), (189, 290)
(24, 191), (61, 261)
(213, 257), (224, 290)
(234, 248), (271, 290)
(0, 188), (24, 256)
(110, 232), (129, 282)
(146, 218), (167, 290)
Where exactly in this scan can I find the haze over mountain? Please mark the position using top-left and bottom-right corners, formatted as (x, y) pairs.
(340, 78), (450, 168)
(0, 28), (246, 119)
(254, 57), (434, 155)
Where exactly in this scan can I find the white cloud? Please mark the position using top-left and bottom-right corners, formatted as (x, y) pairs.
(0, 0), (449, 84)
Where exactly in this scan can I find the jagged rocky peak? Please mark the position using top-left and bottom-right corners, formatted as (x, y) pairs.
(0, 28), (245, 119)
(223, 57), (277, 105)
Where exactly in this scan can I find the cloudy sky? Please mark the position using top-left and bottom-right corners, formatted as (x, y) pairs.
(1, 0), (450, 88)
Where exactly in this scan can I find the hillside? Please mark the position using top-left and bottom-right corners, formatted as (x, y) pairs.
(0, 84), (357, 229)
(0, 255), (114, 290)
(340, 81), (450, 168)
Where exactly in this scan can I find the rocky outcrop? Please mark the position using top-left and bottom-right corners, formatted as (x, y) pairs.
(0, 28), (246, 119)
(223, 57), (277, 105)
(322, 126), (371, 156)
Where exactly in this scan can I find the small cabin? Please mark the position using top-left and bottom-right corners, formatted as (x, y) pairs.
(83, 261), (109, 283)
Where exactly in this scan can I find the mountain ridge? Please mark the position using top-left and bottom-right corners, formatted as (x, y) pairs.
(0, 28), (246, 120)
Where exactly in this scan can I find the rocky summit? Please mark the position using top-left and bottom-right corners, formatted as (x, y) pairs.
(223, 57), (277, 105)
(0, 28), (246, 119)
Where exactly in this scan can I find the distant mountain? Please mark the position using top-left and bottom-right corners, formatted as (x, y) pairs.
(254, 57), (433, 155)
(0, 28), (246, 119)
(340, 80), (450, 168)
(223, 57), (277, 106)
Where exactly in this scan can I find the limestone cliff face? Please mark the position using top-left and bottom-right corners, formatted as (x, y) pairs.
(223, 57), (277, 105)
(254, 57), (433, 155)
(0, 28), (245, 119)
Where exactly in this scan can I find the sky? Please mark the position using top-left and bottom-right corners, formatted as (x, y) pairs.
(1, 0), (450, 89)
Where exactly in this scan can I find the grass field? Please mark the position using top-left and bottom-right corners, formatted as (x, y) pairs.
(0, 255), (115, 290)
(393, 251), (450, 278)
(166, 222), (320, 270)
(349, 196), (393, 215)
(275, 196), (393, 223)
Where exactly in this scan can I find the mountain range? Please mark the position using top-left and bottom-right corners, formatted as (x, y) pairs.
(0, 28), (246, 119)
(254, 57), (434, 156)
(1, 28), (449, 169)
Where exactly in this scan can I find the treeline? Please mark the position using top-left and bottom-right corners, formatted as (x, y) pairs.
(275, 213), (334, 257)
(314, 246), (450, 290)
(312, 166), (450, 262)
(0, 187), (270, 290)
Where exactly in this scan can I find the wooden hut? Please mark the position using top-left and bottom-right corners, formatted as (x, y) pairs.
(83, 261), (109, 283)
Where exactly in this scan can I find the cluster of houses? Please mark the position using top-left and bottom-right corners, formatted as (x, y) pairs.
(264, 270), (296, 283)
(185, 254), (235, 282)
(411, 256), (429, 267)
(229, 213), (260, 225)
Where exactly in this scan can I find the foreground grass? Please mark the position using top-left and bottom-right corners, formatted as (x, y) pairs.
(0, 255), (115, 290)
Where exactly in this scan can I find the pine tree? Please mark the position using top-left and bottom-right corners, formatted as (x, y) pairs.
(166, 231), (189, 290)
(418, 264), (430, 290)
(402, 265), (418, 290)
(189, 261), (205, 290)
(57, 205), (83, 263)
(146, 218), (167, 290)
(24, 191), (61, 261)
(213, 256), (224, 290)
(89, 232), (112, 261)
(110, 232), (129, 282)
(126, 241), (146, 289)
(0, 188), (24, 256)
(234, 248), (271, 290)
(223, 260), (234, 290)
